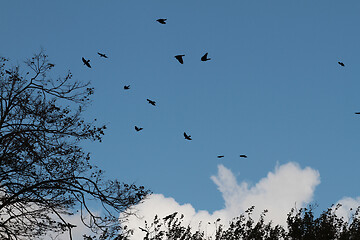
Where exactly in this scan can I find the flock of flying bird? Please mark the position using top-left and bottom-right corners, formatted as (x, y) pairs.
(80, 19), (353, 160)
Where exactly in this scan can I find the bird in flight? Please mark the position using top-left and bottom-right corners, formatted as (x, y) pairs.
(184, 132), (192, 140)
(97, 52), (108, 58)
(217, 155), (224, 158)
(147, 99), (156, 106)
(82, 57), (91, 68)
(201, 53), (211, 61)
(175, 55), (185, 64)
(338, 61), (345, 67)
(156, 18), (167, 24)
(135, 126), (143, 132)
(239, 155), (248, 158)
(124, 85), (130, 90)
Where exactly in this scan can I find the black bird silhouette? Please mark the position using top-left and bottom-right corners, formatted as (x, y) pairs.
(355, 112), (360, 114)
(82, 57), (91, 68)
(156, 18), (167, 24)
(97, 52), (108, 58)
(184, 132), (192, 140)
(147, 99), (156, 106)
(201, 53), (211, 61)
(175, 55), (185, 64)
(217, 155), (225, 158)
(338, 61), (345, 67)
(239, 155), (248, 158)
(124, 85), (130, 90)
(135, 126), (143, 132)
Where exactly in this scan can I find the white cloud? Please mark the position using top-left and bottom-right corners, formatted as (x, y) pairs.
(41, 163), (360, 239)
(121, 194), (225, 240)
(123, 162), (321, 239)
(334, 196), (360, 222)
(44, 211), (99, 240)
(211, 162), (321, 225)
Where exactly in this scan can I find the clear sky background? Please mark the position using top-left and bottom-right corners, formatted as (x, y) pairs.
(2, 1), (360, 233)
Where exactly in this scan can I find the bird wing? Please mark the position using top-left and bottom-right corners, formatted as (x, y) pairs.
(184, 132), (192, 140)
(157, 19), (166, 24)
(175, 55), (184, 64)
(82, 57), (91, 67)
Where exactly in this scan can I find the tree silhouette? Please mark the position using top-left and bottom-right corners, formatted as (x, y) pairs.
(0, 51), (150, 240)
(136, 204), (360, 240)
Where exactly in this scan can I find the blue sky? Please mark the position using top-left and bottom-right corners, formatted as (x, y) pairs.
(2, 1), (360, 220)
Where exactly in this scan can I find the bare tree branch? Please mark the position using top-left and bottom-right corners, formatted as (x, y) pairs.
(0, 52), (150, 240)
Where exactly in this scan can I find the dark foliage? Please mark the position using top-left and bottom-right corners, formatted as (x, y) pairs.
(137, 204), (360, 240)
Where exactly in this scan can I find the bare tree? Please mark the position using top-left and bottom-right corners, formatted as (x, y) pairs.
(0, 51), (149, 240)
